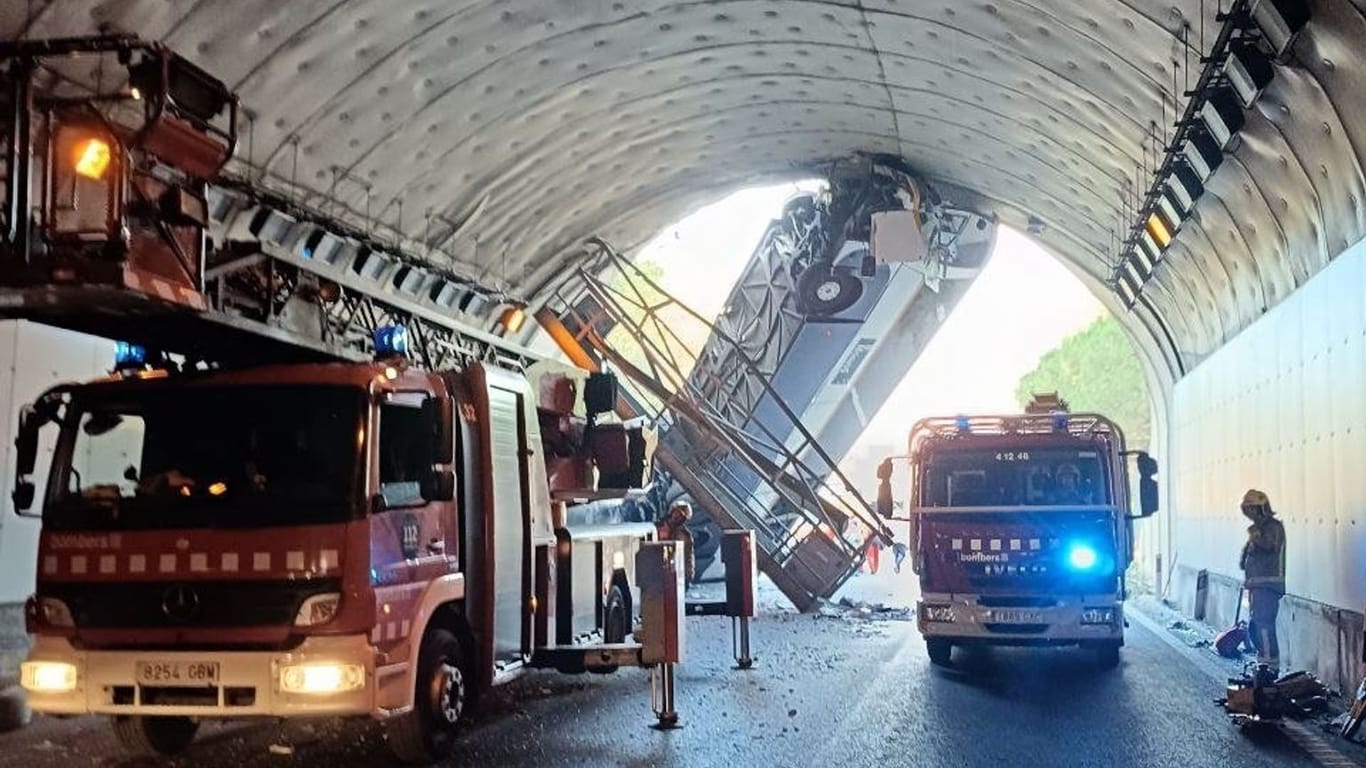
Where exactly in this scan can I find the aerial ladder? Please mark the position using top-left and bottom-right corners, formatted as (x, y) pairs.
(539, 239), (894, 612)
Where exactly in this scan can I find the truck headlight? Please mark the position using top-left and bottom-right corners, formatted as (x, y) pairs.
(21, 661), (79, 693)
(294, 593), (341, 626)
(1081, 607), (1116, 625)
(921, 604), (954, 623)
(279, 663), (365, 694)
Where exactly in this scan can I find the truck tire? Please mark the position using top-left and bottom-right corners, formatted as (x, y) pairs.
(111, 715), (199, 756)
(384, 627), (467, 765)
(603, 583), (629, 645)
(1093, 642), (1121, 669)
(0, 685), (31, 732)
(926, 639), (953, 666)
(797, 263), (863, 317)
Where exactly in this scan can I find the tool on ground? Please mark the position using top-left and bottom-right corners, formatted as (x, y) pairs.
(1214, 587), (1249, 658)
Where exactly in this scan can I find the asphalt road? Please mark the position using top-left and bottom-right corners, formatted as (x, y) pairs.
(0, 608), (1323, 768)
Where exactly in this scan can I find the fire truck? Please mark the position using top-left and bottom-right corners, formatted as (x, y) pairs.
(0, 36), (714, 763)
(876, 395), (1158, 667)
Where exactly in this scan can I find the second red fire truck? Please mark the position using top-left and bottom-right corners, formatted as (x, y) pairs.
(877, 396), (1158, 667)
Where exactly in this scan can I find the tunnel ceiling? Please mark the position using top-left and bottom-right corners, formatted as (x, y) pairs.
(4, 1), (1366, 377)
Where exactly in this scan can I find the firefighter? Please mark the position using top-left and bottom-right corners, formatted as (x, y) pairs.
(1239, 489), (1286, 672)
(657, 501), (697, 584)
(1050, 463), (1090, 505)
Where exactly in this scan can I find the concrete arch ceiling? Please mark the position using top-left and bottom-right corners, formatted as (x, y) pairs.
(5, 1), (1365, 377)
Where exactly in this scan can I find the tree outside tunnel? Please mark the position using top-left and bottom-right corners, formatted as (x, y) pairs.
(1014, 316), (1152, 452)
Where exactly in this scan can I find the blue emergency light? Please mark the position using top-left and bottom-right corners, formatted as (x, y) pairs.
(374, 324), (410, 358)
(1051, 411), (1069, 431)
(1067, 543), (1099, 571)
(114, 341), (147, 370)
(955, 415), (971, 432)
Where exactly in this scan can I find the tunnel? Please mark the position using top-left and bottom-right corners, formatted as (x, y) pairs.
(0, 0), (1364, 762)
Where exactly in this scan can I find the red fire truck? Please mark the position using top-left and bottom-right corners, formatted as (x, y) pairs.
(12, 339), (687, 762)
(0, 35), (695, 764)
(876, 397), (1157, 667)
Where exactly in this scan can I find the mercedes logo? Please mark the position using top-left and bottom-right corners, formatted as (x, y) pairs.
(161, 584), (201, 622)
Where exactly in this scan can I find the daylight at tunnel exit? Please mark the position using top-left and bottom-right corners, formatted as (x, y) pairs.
(0, 1), (1363, 767)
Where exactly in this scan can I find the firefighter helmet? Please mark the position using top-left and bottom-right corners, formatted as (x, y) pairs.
(1241, 489), (1271, 510)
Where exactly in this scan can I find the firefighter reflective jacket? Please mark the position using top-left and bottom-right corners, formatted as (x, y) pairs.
(1241, 516), (1286, 594)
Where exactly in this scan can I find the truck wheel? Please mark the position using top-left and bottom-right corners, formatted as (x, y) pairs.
(111, 715), (199, 756)
(384, 628), (467, 764)
(603, 583), (629, 644)
(1094, 642), (1121, 669)
(926, 639), (953, 666)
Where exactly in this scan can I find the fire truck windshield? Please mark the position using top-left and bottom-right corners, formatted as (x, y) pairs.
(922, 447), (1110, 508)
(44, 385), (365, 530)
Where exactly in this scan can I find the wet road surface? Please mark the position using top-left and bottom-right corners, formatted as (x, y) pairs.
(0, 608), (1323, 768)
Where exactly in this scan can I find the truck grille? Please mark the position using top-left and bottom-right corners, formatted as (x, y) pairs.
(44, 579), (341, 629)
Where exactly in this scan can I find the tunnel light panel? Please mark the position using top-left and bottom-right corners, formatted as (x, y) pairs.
(1250, 0), (1310, 57)
(1166, 162), (1205, 211)
(1199, 86), (1245, 151)
(1138, 231), (1162, 267)
(1225, 40), (1276, 109)
(249, 207), (301, 247)
(1145, 210), (1174, 249)
(1158, 189), (1187, 231)
(1117, 272), (1139, 306)
(1182, 126), (1224, 182)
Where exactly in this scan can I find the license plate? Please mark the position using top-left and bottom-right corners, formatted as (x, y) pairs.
(136, 661), (219, 687)
(987, 610), (1043, 623)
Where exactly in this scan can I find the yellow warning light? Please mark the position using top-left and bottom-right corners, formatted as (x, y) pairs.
(1145, 212), (1173, 249)
(383, 366), (399, 381)
(73, 137), (112, 180)
(129, 86), (142, 101)
(499, 306), (526, 334)
(208, 481), (228, 497)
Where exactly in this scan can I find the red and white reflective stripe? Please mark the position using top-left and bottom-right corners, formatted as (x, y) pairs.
(40, 548), (342, 578)
(120, 268), (208, 311)
(369, 620), (414, 645)
(949, 537), (1050, 552)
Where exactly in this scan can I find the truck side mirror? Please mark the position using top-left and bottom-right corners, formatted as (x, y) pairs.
(423, 468), (456, 502)
(875, 458), (895, 519)
(13, 406), (41, 515)
(1132, 451), (1158, 518)
(421, 396), (455, 465)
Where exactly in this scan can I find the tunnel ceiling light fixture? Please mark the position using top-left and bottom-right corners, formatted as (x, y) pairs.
(1123, 258), (1149, 286)
(1166, 162), (1205, 214)
(1199, 86), (1246, 151)
(1117, 272), (1139, 307)
(1157, 189), (1187, 233)
(1138, 230), (1163, 267)
(1183, 125), (1225, 182)
(1249, 0), (1311, 57)
(1225, 40), (1276, 108)
(1145, 210), (1175, 249)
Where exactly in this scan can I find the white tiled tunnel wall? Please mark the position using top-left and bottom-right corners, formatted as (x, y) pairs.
(1171, 235), (1366, 613)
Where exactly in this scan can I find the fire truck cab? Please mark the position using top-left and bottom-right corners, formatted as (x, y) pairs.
(877, 397), (1158, 668)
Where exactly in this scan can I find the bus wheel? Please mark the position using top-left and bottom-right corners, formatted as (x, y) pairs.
(926, 639), (953, 666)
(111, 715), (198, 756)
(384, 628), (467, 764)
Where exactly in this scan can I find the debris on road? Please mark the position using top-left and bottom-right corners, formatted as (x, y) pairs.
(1218, 665), (1331, 727)
(268, 744), (294, 756)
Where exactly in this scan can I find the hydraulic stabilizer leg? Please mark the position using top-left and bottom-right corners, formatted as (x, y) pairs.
(650, 663), (681, 730)
(733, 616), (754, 670)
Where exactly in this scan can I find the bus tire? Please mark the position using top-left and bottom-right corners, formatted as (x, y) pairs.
(603, 582), (630, 645)
(384, 628), (467, 764)
(111, 715), (198, 756)
(926, 639), (953, 666)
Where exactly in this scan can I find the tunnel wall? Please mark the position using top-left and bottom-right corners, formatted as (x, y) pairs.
(1167, 235), (1366, 691)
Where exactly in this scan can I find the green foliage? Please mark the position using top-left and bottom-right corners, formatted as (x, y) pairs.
(1016, 316), (1150, 450)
